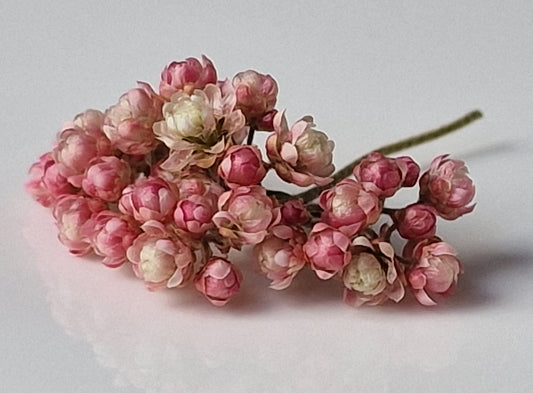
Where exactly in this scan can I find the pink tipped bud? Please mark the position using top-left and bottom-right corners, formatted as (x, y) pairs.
(81, 156), (132, 202)
(353, 152), (411, 198)
(52, 195), (106, 256)
(218, 145), (267, 188)
(174, 194), (218, 236)
(126, 221), (195, 291)
(395, 204), (437, 240)
(266, 111), (335, 187)
(103, 82), (163, 155)
(396, 156), (420, 187)
(119, 177), (178, 223)
(84, 211), (140, 268)
(419, 154), (475, 220)
(303, 223), (352, 280)
(194, 257), (242, 306)
(159, 55), (217, 100)
(254, 225), (307, 290)
(212, 186), (280, 247)
(232, 70), (278, 123)
(405, 239), (463, 306)
(53, 111), (112, 187)
(319, 179), (381, 237)
(280, 199), (310, 226)
(25, 152), (76, 207)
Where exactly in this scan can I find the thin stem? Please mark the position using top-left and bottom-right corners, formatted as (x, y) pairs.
(294, 110), (483, 203)
(246, 126), (256, 145)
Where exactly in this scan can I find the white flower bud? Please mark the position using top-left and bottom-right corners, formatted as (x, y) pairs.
(343, 252), (386, 295)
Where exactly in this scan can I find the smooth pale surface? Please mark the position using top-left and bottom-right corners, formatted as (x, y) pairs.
(1, 1), (532, 392)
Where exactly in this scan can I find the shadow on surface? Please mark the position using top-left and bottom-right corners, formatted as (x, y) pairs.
(457, 140), (520, 162)
(449, 249), (533, 310)
(220, 247), (533, 314)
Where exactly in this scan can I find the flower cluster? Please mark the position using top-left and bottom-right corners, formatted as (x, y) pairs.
(26, 56), (476, 307)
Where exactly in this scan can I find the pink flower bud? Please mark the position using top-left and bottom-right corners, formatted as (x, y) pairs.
(353, 152), (416, 198)
(395, 203), (437, 240)
(103, 82), (163, 155)
(26, 153), (55, 207)
(159, 55), (217, 100)
(194, 257), (242, 306)
(119, 177), (178, 223)
(218, 145), (267, 188)
(419, 155), (475, 220)
(405, 240), (463, 306)
(266, 111), (335, 187)
(396, 156), (420, 187)
(174, 194), (218, 236)
(343, 236), (405, 307)
(162, 171), (224, 200)
(81, 156), (132, 202)
(303, 223), (351, 280)
(52, 195), (106, 256)
(171, 172), (223, 236)
(84, 211), (140, 268)
(72, 109), (106, 135)
(212, 186), (280, 246)
(126, 220), (195, 290)
(280, 199), (310, 226)
(43, 162), (77, 198)
(53, 110), (113, 187)
(319, 179), (381, 236)
(254, 225), (307, 290)
(25, 152), (76, 207)
(232, 70), (278, 123)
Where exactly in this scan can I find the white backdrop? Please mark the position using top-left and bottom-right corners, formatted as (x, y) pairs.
(1, 1), (532, 392)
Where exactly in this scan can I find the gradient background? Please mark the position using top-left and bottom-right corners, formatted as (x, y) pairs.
(1, 1), (532, 392)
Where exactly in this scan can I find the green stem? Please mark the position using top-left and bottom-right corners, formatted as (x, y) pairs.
(293, 109), (483, 203)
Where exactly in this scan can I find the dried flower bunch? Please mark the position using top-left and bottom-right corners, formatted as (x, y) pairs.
(26, 56), (480, 307)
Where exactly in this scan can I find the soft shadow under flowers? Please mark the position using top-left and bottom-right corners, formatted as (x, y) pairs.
(449, 249), (533, 310)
